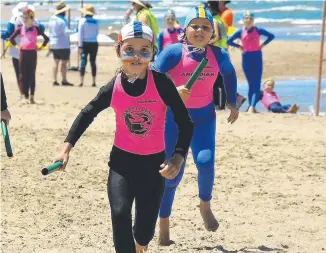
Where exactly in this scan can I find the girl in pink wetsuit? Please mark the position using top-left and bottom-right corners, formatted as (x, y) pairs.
(157, 9), (183, 55)
(51, 21), (193, 253)
(9, 9), (49, 104)
(261, 78), (299, 113)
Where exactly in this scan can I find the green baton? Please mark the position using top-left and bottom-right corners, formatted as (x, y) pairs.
(41, 161), (63, 175)
(184, 58), (208, 89)
(1, 120), (13, 157)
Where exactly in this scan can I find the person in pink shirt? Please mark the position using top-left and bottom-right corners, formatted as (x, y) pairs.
(9, 8), (49, 104)
(157, 10), (183, 55)
(51, 21), (193, 253)
(261, 78), (299, 113)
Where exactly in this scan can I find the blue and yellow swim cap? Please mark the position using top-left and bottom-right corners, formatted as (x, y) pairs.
(164, 9), (176, 19)
(243, 10), (255, 19)
(184, 5), (214, 32)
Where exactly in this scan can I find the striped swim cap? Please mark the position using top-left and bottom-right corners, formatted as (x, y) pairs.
(118, 21), (155, 44)
(164, 9), (176, 19)
(184, 5), (214, 32)
(243, 10), (255, 18)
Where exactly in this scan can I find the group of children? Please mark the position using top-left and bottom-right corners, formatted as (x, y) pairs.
(156, 5), (299, 114)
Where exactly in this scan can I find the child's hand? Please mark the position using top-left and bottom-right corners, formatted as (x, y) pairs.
(239, 46), (243, 51)
(15, 45), (20, 50)
(159, 154), (184, 179)
(227, 104), (239, 124)
(177, 85), (191, 103)
(52, 143), (73, 171)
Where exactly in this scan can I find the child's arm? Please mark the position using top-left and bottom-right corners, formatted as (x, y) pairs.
(37, 26), (49, 47)
(226, 29), (242, 48)
(78, 19), (84, 49)
(257, 27), (275, 47)
(157, 32), (164, 55)
(64, 78), (115, 146)
(8, 27), (21, 46)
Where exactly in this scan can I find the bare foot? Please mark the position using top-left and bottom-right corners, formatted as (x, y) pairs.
(287, 104), (299, 114)
(158, 217), (175, 246)
(200, 201), (219, 232)
(135, 242), (148, 253)
(247, 106), (257, 113)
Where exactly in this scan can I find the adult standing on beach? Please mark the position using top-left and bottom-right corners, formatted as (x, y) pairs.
(227, 11), (275, 113)
(218, 0), (233, 28)
(1, 2), (45, 99)
(52, 21), (193, 253)
(78, 4), (99, 87)
(152, 5), (238, 245)
(48, 1), (74, 86)
(131, 0), (159, 39)
(206, 1), (246, 110)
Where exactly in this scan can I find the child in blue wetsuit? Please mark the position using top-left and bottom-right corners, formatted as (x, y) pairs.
(152, 5), (239, 246)
(227, 11), (274, 113)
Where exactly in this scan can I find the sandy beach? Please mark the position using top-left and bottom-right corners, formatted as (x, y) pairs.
(1, 39), (326, 253)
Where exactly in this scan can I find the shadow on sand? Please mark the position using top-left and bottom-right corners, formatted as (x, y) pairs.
(193, 244), (288, 253)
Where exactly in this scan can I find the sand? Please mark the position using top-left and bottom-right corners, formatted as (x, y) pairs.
(1, 40), (326, 253)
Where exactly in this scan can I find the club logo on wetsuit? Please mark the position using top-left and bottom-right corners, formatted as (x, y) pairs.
(180, 70), (215, 81)
(122, 107), (155, 137)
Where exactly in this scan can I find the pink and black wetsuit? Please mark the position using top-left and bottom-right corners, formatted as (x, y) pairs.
(64, 69), (193, 253)
(9, 25), (49, 98)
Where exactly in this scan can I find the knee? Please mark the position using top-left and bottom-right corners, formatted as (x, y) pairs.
(196, 149), (214, 170)
(110, 204), (131, 224)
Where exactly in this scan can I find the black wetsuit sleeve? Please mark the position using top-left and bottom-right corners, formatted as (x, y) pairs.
(1, 73), (8, 111)
(64, 76), (116, 146)
(152, 70), (194, 158)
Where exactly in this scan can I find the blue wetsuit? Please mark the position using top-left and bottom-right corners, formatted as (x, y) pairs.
(152, 43), (237, 218)
(227, 26), (274, 108)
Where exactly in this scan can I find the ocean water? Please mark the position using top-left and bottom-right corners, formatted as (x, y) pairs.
(237, 78), (326, 113)
(1, 0), (325, 41)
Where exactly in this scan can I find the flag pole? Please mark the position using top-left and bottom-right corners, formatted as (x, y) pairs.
(315, 1), (326, 116)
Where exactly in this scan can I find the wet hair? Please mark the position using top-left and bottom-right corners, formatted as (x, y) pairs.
(263, 78), (275, 86)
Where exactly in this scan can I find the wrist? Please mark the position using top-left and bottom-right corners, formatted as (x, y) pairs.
(173, 153), (184, 165)
(62, 142), (73, 154)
